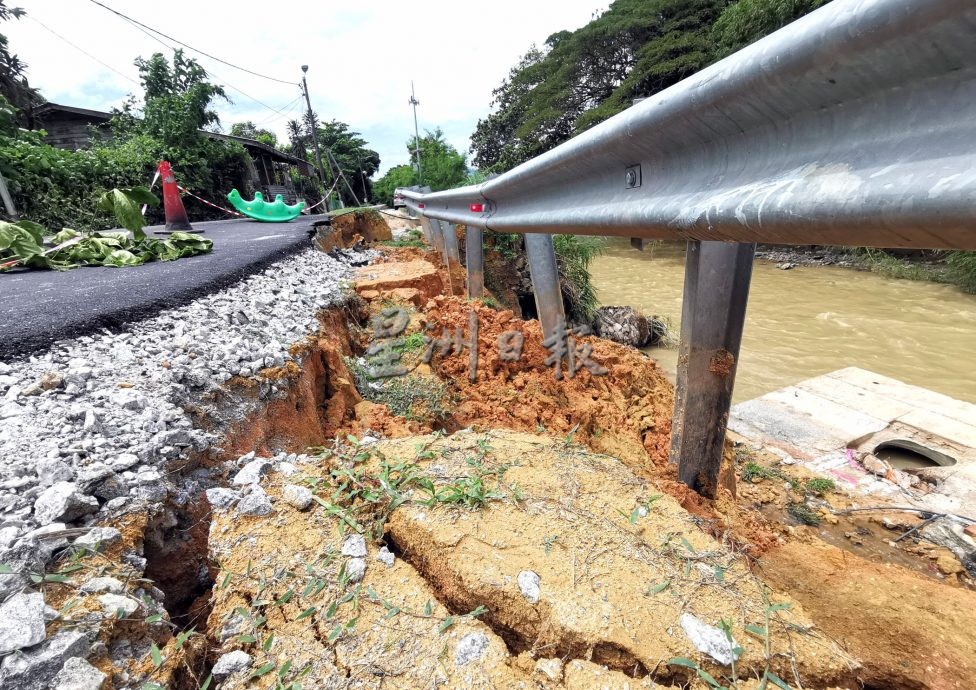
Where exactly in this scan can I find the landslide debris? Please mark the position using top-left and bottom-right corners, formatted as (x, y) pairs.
(202, 430), (857, 689)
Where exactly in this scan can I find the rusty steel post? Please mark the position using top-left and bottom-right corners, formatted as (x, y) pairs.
(669, 240), (755, 498)
(466, 225), (484, 299)
(524, 233), (565, 340)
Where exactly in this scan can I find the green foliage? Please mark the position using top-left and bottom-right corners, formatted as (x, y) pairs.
(471, 0), (831, 172)
(96, 186), (158, 240)
(804, 477), (835, 496)
(230, 121), (278, 148)
(297, 115), (380, 205)
(947, 251), (976, 294)
(374, 128), (467, 205)
(472, 0), (727, 170)
(711, 0), (828, 57)
(0, 46), (251, 232)
(553, 234), (605, 323)
(0, 2), (40, 124)
(410, 127), (468, 191)
(372, 164), (418, 206)
(0, 188), (211, 271)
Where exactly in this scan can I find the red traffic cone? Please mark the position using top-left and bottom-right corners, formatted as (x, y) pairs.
(157, 161), (195, 234)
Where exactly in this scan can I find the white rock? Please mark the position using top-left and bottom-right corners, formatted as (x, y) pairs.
(376, 546), (395, 568)
(535, 658), (564, 682)
(517, 570), (541, 604)
(97, 594), (139, 618)
(212, 650), (252, 678)
(79, 577), (125, 595)
(33, 482), (99, 525)
(455, 632), (489, 666)
(679, 613), (741, 666)
(341, 534), (367, 558)
(206, 487), (241, 511)
(0, 592), (47, 654)
(346, 557), (366, 583)
(50, 656), (106, 690)
(74, 527), (122, 551)
(232, 458), (272, 486)
(282, 485), (313, 511)
(237, 487), (273, 516)
(0, 630), (90, 690)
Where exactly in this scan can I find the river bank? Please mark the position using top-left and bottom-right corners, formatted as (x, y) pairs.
(1, 217), (974, 689)
(589, 239), (976, 405)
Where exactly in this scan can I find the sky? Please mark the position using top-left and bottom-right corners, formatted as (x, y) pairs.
(6, 1), (603, 176)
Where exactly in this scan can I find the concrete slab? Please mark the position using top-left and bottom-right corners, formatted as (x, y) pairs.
(730, 367), (976, 515)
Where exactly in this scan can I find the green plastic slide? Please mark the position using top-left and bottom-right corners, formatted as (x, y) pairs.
(227, 189), (305, 222)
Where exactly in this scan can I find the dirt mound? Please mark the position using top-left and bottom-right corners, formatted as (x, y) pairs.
(332, 210), (393, 244)
(205, 430), (857, 689)
(421, 296), (675, 469)
(761, 541), (976, 690)
(355, 260), (444, 304)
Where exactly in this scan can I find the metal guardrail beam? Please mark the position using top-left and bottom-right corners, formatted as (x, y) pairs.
(400, 0), (976, 499)
(402, 0), (976, 250)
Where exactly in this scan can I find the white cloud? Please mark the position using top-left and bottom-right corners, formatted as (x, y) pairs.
(9, 0), (602, 175)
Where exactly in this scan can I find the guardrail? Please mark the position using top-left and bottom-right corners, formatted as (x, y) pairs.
(401, 0), (976, 497)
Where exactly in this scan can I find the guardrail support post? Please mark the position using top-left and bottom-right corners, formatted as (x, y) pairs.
(421, 216), (445, 255)
(418, 216), (433, 244)
(466, 225), (484, 299)
(669, 240), (755, 499)
(439, 220), (464, 296)
(524, 233), (565, 339)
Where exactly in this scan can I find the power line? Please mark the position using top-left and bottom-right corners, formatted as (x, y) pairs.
(29, 15), (139, 86)
(254, 96), (304, 126)
(105, 11), (298, 119)
(85, 0), (297, 86)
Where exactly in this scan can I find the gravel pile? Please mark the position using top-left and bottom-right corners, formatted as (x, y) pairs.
(0, 246), (361, 686)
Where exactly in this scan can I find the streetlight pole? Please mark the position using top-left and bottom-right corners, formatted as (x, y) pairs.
(409, 81), (424, 185)
(301, 65), (332, 209)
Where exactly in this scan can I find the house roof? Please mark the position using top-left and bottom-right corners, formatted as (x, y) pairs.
(34, 102), (113, 122)
(33, 101), (309, 166)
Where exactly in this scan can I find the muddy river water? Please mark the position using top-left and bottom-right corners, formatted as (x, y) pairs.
(589, 239), (976, 404)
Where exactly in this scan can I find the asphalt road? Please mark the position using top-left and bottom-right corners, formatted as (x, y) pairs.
(0, 217), (322, 359)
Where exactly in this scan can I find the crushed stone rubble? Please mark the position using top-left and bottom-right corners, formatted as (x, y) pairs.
(0, 247), (361, 685)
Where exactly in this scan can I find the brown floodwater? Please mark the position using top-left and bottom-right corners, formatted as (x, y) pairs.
(589, 239), (976, 404)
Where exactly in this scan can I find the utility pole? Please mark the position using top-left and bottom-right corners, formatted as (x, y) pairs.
(409, 81), (424, 185)
(300, 65), (332, 209)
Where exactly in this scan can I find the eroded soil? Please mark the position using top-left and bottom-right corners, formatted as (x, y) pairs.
(41, 231), (976, 690)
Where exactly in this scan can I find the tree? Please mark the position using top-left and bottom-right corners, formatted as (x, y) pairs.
(284, 119), (307, 159)
(711, 0), (829, 56)
(229, 121), (278, 148)
(372, 129), (467, 206)
(410, 128), (467, 191)
(0, 1), (40, 125)
(372, 164), (418, 207)
(311, 119), (380, 206)
(470, 0), (831, 173)
(101, 50), (249, 222)
(471, 0), (726, 172)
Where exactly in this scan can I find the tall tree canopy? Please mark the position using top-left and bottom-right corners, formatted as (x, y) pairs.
(471, 0), (830, 172)
(372, 128), (468, 205)
(229, 121), (278, 148)
(0, 1), (40, 124)
(291, 114), (380, 206)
